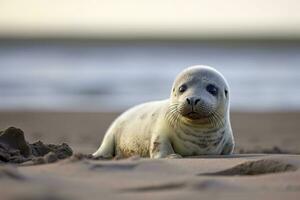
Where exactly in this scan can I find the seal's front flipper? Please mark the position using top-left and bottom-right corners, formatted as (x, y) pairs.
(221, 140), (235, 155)
(150, 135), (178, 158)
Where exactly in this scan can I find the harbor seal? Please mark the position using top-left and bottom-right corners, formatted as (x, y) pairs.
(93, 65), (234, 159)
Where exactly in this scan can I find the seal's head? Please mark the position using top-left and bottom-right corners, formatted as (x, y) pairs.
(168, 65), (230, 125)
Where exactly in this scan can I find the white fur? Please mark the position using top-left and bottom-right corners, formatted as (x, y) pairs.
(93, 66), (234, 158)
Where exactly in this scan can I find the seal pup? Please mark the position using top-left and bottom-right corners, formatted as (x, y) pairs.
(93, 65), (234, 158)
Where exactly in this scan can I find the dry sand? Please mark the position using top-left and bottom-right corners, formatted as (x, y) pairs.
(1, 155), (300, 200)
(0, 111), (300, 199)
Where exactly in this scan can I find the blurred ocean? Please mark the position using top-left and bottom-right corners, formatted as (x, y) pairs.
(0, 41), (300, 112)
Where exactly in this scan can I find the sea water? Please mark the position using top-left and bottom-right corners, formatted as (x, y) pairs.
(0, 41), (299, 112)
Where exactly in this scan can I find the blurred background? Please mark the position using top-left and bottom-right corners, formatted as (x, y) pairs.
(0, 0), (300, 153)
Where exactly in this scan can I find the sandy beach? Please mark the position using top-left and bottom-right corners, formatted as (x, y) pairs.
(1, 0), (300, 199)
(1, 154), (300, 200)
(0, 111), (300, 199)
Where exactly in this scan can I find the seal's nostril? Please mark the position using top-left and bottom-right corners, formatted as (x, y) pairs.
(186, 98), (191, 104)
(194, 99), (200, 105)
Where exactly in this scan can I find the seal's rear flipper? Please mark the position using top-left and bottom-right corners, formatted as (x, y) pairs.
(92, 132), (115, 159)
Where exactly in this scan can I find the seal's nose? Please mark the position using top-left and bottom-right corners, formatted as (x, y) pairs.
(186, 97), (201, 106)
(194, 98), (200, 105)
(186, 97), (192, 105)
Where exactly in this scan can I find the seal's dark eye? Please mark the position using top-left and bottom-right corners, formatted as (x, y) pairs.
(179, 84), (187, 93)
(206, 84), (218, 96)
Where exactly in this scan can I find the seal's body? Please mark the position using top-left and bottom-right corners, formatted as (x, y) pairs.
(93, 66), (234, 158)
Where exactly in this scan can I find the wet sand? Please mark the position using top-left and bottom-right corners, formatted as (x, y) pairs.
(0, 111), (299, 199)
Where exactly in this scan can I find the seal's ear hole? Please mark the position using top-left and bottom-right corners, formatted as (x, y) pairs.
(224, 89), (228, 98)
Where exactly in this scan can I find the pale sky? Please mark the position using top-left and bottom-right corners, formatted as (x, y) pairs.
(0, 0), (300, 39)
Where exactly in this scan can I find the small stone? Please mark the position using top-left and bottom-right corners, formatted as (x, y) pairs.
(32, 157), (46, 165)
(44, 152), (58, 163)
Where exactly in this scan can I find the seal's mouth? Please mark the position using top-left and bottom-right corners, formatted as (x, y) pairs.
(184, 111), (203, 120)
